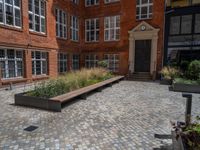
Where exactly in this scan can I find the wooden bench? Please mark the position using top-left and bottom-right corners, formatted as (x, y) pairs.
(15, 76), (124, 112)
(51, 76), (124, 103)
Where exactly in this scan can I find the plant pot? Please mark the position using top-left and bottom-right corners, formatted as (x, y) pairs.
(172, 83), (200, 93)
(160, 78), (172, 85)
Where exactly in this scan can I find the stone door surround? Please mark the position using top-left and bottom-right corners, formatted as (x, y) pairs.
(128, 21), (160, 75)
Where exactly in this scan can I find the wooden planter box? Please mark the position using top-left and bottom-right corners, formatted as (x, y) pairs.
(15, 76), (124, 112)
(172, 83), (200, 93)
(160, 79), (172, 85)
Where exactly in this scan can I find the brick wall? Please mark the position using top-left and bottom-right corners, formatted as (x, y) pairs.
(0, 0), (165, 86)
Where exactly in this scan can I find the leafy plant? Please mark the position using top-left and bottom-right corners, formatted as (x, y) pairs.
(186, 60), (200, 80)
(27, 68), (113, 98)
(174, 78), (200, 85)
(98, 60), (108, 68)
(160, 66), (180, 80)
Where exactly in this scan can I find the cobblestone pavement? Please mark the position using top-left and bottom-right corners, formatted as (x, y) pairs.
(0, 81), (200, 150)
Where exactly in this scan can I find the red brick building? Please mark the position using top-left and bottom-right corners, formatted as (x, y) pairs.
(0, 0), (165, 86)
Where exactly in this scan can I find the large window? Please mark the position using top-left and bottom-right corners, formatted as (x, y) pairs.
(0, 0), (21, 27)
(104, 0), (119, 4)
(104, 54), (119, 72)
(32, 51), (48, 76)
(55, 8), (67, 39)
(85, 54), (98, 68)
(58, 53), (67, 73)
(0, 49), (23, 79)
(85, 18), (99, 42)
(72, 54), (79, 70)
(136, 0), (153, 20)
(29, 0), (46, 33)
(85, 0), (99, 6)
(70, 15), (79, 41)
(104, 16), (120, 41)
(170, 15), (193, 35)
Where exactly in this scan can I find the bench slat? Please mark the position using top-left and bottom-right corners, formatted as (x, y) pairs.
(51, 76), (124, 102)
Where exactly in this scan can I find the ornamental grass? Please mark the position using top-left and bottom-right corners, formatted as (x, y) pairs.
(27, 68), (113, 98)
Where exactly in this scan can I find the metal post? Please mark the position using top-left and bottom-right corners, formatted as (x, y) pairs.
(182, 93), (192, 126)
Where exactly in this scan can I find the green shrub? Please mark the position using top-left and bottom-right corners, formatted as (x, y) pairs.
(174, 78), (200, 85)
(27, 68), (113, 98)
(97, 60), (108, 68)
(180, 60), (190, 72)
(186, 60), (200, 80)
(160, 66), (181, 80)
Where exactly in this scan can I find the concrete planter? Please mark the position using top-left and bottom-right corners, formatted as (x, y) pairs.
(160, 79), (172, 85)
(15, 93), (61, 112)
(15, 76), (124, 112)
(172, 83), (200, 93)
(172, 131), (186, 150)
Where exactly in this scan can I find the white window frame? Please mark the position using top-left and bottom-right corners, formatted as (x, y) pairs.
(85, 0), (99, 6)
(70, 15), (79, 41)
(58, 53), (67, 73)
(0, 49), (23, 79)
(104, 15), (120, 41)
(104, 0), (119, 4)
(32, 51), (48, 76)
(85, 18), (99, 42)
(55, 8), (67, 39)
(0, 0), (21, 28)
(136, 0), (153, 20)
(104, 54), (119, 72)
(85, 54), (98, 68)
(29, 0), (46, 34)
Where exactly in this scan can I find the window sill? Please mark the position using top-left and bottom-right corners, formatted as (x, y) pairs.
(0, 24), (23, 32)
(104, 40), (120, 42)
(136, 18), (153, 22)
(32, 75), (49, 81)
(56, 37), (67, 41)
(104, 1), (120, 5)
(29, 31), (47, 37)
(85, 41), (99, 44)
(70, 40), (79, 43)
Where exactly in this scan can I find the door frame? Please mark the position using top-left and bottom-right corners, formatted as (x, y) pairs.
(128, 21), (160, 75)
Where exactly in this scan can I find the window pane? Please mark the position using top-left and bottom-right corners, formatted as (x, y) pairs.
(5, 5), (13, 25)
(195, 14), (200, 33)
(181, 15), (192, 34)
(170, 16), (180, 35)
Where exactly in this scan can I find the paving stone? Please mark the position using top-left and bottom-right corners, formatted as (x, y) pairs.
(0, 81), (199, 149)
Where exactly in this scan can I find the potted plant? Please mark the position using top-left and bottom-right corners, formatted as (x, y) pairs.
(172, 60), (200, 93)
(160, 66), (180, 85)
(172, 117), (200, 150)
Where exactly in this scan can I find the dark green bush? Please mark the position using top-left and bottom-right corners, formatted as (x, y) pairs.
(186, 60), (200, 80)
(98, 60), (108, 68)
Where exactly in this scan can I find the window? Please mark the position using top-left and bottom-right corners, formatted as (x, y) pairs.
(86, 0), (99, 6)
(195, 14), (200, 33)
(55, 8), (67, 38)
(85, 18), (99, 42)
(32, 51), (48, 75)
(104, 16), (120, 41)
(104, 0), (119, 4)
(85, 54), (98, 68)
(58, 53), (67, 73)
(104, 54), (119, 72)
(170, 15), (193, 35)
(0, 0), (21, 27)
(0, 49), (23, 79)
(72, 54), (79, 70)
(71, 0), (79, 4)
(136, 0), (153, 20)
(29, 0), (46, 33)
(70, 16), (79, 41)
